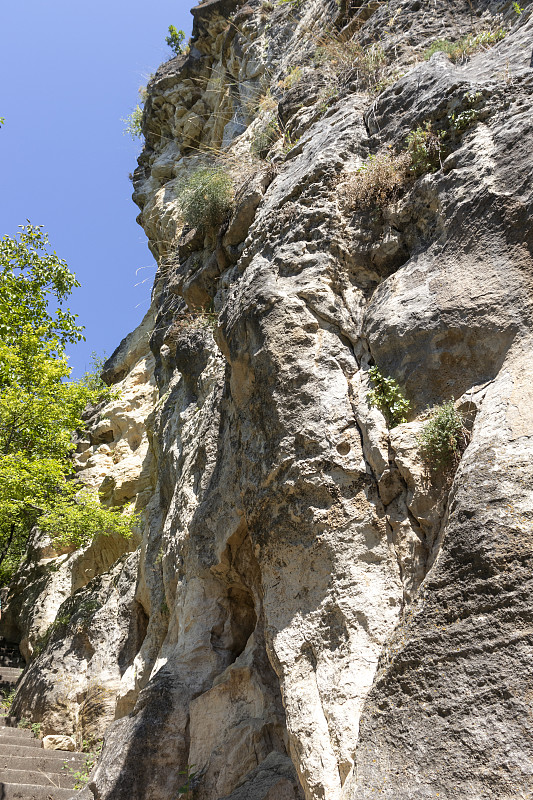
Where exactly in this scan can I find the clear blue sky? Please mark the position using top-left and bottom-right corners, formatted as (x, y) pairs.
(0, 0), (192, 377)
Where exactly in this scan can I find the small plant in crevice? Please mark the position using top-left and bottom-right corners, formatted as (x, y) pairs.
(176, 166), (234, 233)
(417, 401), (469, 475)
(31, 722), (42, 738)
(64, 740), (103, 790)
(178, 764), (199, 798)
(170, 305), (218, 337)
(0, 688), (17, 713)
(367, 367), (411, 428)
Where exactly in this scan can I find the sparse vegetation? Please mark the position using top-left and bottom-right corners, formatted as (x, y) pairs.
(278, 65), (302, 90)
(176, 166), (234, 232)
(418, 401), (468, 473)
(251, 116), (281, 158)
(368, 367), (411, 428)
(170, 306), (218, 336)
(314, 36), (386, 92)
(178, 764), (199, 798)
(424, 29), (505, 62)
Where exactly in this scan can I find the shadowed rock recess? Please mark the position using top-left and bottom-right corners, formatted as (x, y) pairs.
(2, 1), (533, 798)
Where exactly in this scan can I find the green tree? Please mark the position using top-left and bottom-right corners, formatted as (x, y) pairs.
(0, 225), (134, 585)
(166, 25), (186, 56)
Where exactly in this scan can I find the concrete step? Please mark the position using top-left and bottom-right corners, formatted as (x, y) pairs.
(0, 734), (42, 748)
(0, 725), (34, 738)
(0, 752), (85, 774)
(0, 782), (76, 799)
(0, 768), (77, 789)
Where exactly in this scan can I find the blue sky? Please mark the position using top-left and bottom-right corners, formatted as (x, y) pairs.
(0, 0), (192, 377)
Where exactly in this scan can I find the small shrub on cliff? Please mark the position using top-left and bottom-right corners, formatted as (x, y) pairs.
(176, 166), (234, 232)
(122, 104), (143, 140)
(40, 490), (137, 549)
(368, 367), (411, 428)
(251, 116), (281, 159)
(418, 401), (468, 473)
(166, 25), (187, 56)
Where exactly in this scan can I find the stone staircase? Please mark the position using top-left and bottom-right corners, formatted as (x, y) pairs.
(0, 638), (86, 799)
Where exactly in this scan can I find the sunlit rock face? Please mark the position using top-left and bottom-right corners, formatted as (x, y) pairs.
(5, 1), (533, 798)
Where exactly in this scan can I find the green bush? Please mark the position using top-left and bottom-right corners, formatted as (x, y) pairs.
(40, 490), (137, 549)
(368, 366), (411, 427)
(176, 167), (234, 232)
(405, 124), (444, 175)
(418, 401), (467, 472)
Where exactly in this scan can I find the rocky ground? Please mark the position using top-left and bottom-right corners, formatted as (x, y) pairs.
(2, 0), (533, 798)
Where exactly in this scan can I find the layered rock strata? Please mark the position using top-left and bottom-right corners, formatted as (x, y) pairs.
(4, 1), (533, 799)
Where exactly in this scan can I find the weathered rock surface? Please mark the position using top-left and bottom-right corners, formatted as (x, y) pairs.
(4, 0), (533, 798)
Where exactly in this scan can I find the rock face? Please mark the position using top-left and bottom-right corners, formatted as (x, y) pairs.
(3, 0), (533, 799)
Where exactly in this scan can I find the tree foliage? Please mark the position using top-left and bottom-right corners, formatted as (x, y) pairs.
(166, 25), (186, 56)
(0, 225), (134, 585)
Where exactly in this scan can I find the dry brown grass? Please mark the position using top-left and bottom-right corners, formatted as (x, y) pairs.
(340, 150), (412, 210)
(314, 35), (386, 91)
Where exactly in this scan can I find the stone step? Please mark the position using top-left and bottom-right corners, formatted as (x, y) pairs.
(0, 743), (78, 760)
(0, 668), (23, 680)
(0, 734), (42, 748)
(0, 782), (76, 799)
(0, 725), (34, 738)
(0, 768), (78, 789)
(0, 752), (85, 774)
(0, 716), (19, 728)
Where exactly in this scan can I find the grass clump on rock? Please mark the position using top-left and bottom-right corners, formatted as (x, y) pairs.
(418, 400), (468, 473)
(177, 166), (234, 233)
(424, 29), (505, 62)
(341, 150), (412, 210)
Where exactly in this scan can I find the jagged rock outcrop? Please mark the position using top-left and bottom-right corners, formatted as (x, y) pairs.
(3, 0), (533, 799)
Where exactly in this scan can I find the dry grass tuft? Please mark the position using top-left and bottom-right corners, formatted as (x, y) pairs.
(340, 150), (412, 210)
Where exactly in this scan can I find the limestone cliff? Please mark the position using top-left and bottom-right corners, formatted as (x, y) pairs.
(3, 0), (533, 798)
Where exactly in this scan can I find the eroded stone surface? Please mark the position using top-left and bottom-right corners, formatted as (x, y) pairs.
(4, 1), (533, 798)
